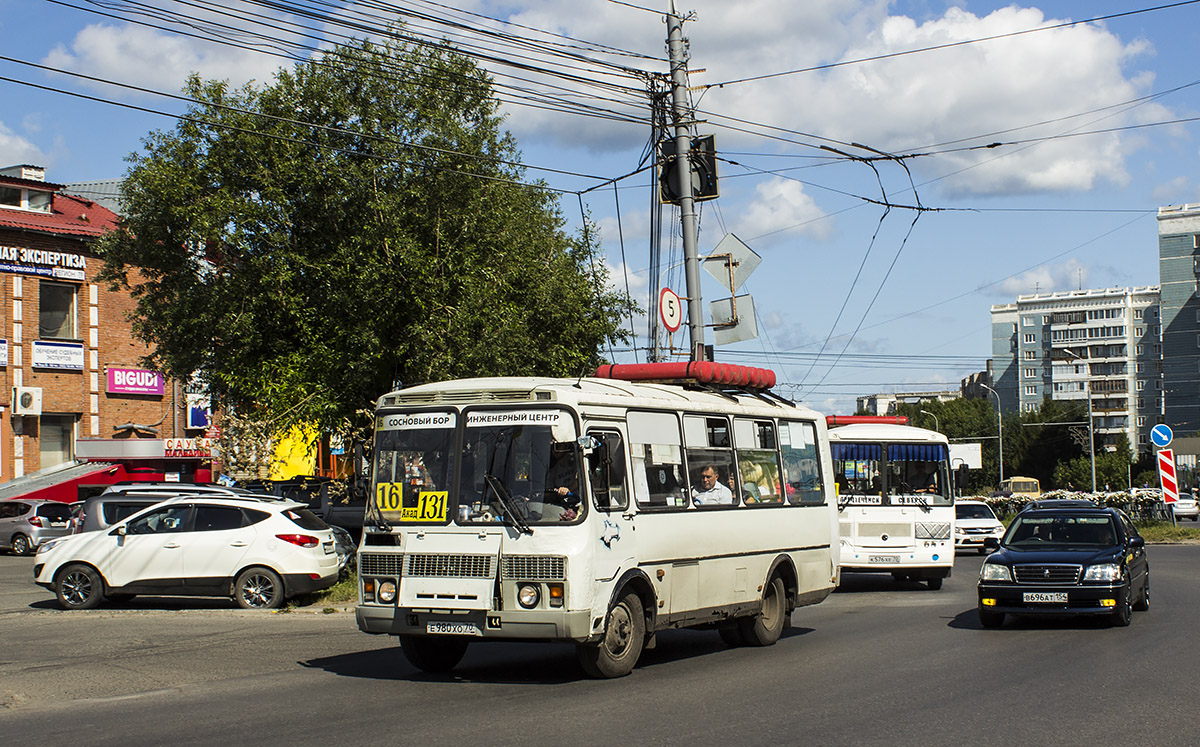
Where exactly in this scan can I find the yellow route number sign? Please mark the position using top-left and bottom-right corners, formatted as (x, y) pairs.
(375, 483), (448, 522)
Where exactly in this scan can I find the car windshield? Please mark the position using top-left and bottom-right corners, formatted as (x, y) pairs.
(1004, 514), (1118, 548)
(957, 504), (996, 521)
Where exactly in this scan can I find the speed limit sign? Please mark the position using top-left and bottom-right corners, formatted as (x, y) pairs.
(659, 287), (683, 333)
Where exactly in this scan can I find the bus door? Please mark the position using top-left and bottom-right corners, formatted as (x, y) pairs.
(586, 426), (634, 588)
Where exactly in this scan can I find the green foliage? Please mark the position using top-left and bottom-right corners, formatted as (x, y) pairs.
(98, 33), (631, 432)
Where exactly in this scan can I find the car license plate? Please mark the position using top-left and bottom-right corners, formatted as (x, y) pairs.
(427, 622), (483, 636)
(322, 541), (334, 554)
(1023, 592), (1068, 603)
(869, 555), (899, 563)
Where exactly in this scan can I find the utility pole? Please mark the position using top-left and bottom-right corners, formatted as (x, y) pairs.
(666, 1), (705, 361)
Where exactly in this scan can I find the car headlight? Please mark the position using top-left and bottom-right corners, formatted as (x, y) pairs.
(980, 563), (1012, 582)
(36, 537), (66, 554)
(518, 583), (541, 608)
(1083, 563), (1121, 582)
(377, 580), (397, 604)
(955, 527), (965, 535)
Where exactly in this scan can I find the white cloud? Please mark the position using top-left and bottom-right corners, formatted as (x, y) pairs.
(738, 178), (831, 243)
(997, 258), (1088, 296)
(0, 121), (47, 167)
(1154, 175), (1193, 203)
(42, 20), (287, 96)
(489, 2), (1164, 200)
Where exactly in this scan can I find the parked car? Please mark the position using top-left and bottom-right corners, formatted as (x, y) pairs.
(1, 499), (73, 555)
(75, 484), (276, 535)
(35, 496), (340, 610)
(955, 500), (1005, 555)
(1171, 492), (1199, 521)
(978, 504), (1149, 628)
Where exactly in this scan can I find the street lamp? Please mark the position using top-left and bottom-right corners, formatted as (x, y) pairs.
(1062, 348), (1097, 493)
(980, 383), (1004, 484)
(919, 409), (939, 432)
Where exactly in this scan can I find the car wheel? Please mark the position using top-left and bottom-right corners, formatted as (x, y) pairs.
(926, 577), (944, 591)
(577, 590), (645, 678)
(1111, 587), (1133, 627)
(234, 567), (284, 609)
(738, 575), (788, 646)
(1133, 572), (1150, 612)
(399, 635), (470, 673)
(978, 607), (1004, 628)
(11, 534), (32, 556)
(55, 564), (104, 610)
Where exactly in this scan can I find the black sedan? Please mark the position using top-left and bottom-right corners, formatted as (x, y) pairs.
(977, 505), (1149, 628)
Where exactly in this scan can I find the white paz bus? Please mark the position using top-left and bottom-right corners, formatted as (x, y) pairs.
(356, 362), (840, 678)
(827, 417), (957, 589)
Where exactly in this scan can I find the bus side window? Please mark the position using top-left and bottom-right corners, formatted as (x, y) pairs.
(588, 430), (628, 511)
(781, 420), (825, 505)
(734, 419), (783, 505)
(628, 411), (687, 509)
(684, 414), (736, 507)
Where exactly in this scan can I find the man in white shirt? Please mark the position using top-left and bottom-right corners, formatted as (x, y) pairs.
(691, 464), (734, 505)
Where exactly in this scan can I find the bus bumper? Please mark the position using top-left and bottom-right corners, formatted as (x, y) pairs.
(357, 604), (596, 642)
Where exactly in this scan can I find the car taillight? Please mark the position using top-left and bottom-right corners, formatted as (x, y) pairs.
(28, 517), (43, 527)
(276, 533), (319, 548)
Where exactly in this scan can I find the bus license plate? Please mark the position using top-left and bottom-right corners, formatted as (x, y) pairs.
(1023, 592), (1067, 603)
(869, 555), (899, 564)
(427, 622), (483, 636)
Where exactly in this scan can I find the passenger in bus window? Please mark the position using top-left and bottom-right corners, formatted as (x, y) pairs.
(692, 465), (734, 505)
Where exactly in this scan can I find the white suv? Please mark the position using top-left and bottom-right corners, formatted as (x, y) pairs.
(34, 496), (339, 610)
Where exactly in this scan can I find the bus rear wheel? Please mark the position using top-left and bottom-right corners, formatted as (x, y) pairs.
(577, 591), (644, 678)
(400, 635), (469, 673)
(738, 575), (787, 646)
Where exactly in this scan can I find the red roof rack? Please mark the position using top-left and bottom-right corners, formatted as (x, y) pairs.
(594, 362), (777, 389)
(826, 415), (909, 427)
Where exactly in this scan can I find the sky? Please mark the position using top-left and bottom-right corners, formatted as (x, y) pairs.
(3, 0), (1199, 415)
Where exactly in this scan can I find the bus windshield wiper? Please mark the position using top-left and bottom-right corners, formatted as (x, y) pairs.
(484, 474), (533, 535)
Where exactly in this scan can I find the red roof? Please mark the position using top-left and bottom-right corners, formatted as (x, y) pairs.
(0, 191), (119, 238)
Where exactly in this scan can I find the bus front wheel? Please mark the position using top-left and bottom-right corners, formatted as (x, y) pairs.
(738, 575), (787, 646)
(400, 635), (469, 673)
(577, 591), (645, 678)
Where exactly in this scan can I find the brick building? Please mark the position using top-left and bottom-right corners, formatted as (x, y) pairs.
(0, 164), (208, 492)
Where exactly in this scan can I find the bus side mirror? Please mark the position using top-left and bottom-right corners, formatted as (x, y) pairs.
(956, 465), (970, 491)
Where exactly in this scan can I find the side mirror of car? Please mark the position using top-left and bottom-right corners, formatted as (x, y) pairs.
(1129, 536), (1145, 549)
(983, 537), (1000, 550)
(111, 524), (127, 537)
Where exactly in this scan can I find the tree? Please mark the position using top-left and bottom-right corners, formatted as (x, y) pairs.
(98, 33), (631, 434)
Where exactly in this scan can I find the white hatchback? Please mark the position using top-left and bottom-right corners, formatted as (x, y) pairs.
(34, 496), (340, 610)
(955, 499), (1005, 555)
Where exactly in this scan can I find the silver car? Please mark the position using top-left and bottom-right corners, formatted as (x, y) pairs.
(1, 499), (73, 555)
(1172, 492), (1199, 521)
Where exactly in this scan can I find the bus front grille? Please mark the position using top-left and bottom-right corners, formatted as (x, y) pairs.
(407, 553), (493, 578)
(359, 553), (404, 576)
(502, 555), (566, 581)
(915, 522), (951, 540)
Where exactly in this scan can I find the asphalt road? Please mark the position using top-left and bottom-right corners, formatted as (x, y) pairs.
(2, 546), (1199, 746)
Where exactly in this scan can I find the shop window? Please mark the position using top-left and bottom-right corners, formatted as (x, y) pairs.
(40, 415), (76, 469)
(39, 281), (77, 339)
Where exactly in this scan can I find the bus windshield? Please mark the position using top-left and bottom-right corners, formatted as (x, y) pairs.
(832, 442), (951, 507)
(372, 408), (584, 527)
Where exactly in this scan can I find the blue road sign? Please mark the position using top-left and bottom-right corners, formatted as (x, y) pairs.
(1151, 423), (1174, 449)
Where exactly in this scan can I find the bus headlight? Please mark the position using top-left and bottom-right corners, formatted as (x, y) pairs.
(518, 583), (541, 608)
(378, 580), (398, 604)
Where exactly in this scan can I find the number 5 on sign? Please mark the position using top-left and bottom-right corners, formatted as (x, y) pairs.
(660, 287), (683, 333)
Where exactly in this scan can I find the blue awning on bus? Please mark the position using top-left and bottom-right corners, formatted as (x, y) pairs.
(831, 443), (881, 461)
(887, 443), (947, 461)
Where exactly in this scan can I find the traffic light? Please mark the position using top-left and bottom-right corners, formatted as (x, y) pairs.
(658, 135), (718, 204)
